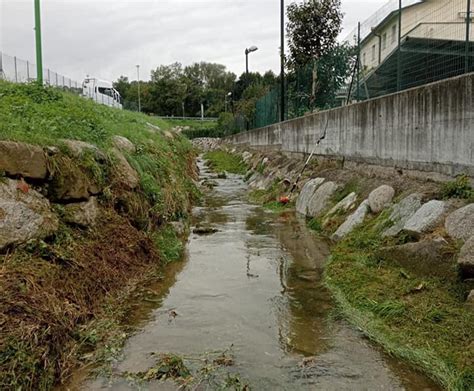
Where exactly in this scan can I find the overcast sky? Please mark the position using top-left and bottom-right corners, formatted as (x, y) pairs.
(1, 0), (381, 83)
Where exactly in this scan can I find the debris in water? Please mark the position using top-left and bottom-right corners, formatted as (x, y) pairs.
(193, 225), (219, 235)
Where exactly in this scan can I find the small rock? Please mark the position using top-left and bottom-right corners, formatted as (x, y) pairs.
(403, 200), (446, 236)
(60, 139), (106, 161)
(193, 226), (219, 235)
(368, 185), (395, 213)
(458, 235), (474, 278)
(332, 200), (370, 241)
(217, 172), (227, 179)
(445, 203), (474, 241)
(242, 151), (252, 162)
(296, 178), (326, 216)
(466, 290), (474, 309)
(170, 221), (186, 236)
(111, 149), (140, 190)
(63, 197), (99, 228)
(323, 192), (357, 224)
(307, 181), (340, 217)
(0, 178), (58, 250)
(112, 135), (136, 153)
(0, 140), (48, 179)
(382, 193), (423, 237)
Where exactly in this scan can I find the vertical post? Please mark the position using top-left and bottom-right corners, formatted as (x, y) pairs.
(182, 101), (185, 118)
(397, 0), (402, 91)
(48, 69), (50, 85)
(356, 23), (361, 101)
(0, 52), (3, 79)
(280, 0), (285, 122)
(27, 61), (30, 80)
(201, 103), (204, 121)
(136, 65), (141, 112)
(34, 0), (43, 85)
(466, 0), (472, 73)
(14, 56), (18, 82)
(245, 51), (249, 75)
(55, 72), (58, 86)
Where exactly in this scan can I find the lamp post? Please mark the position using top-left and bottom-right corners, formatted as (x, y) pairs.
(136, 64), (141, 112)
(280, 0), (285, 122)
(34, 0), (43, 85)
(225, 92), (232, 113)
(245, 46), (258, 75)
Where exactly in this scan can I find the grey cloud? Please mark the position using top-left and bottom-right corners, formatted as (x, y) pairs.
(1, 0), (381, 83)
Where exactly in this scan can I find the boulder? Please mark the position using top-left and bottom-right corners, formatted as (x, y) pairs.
(63, 197), (99, 228)
(296, 178), (326, 215)
(368, 185), (395, 213)
(382, 193), (423, 237)
(0, 179), (58, 250)
(307, 181), (340, 217)
(111, 149), (140, 190)
(112, 135), (136, 153)
(0, 140), (47, 179)
(445, 203), (474, 241)
(458, 235), (474, 278)
(403, 200), (446, 236)
(60, 139), (106, 161)
(331, 200), (370, 241)
(466, 290), (474, 309)
(48, 157), (96, 201)
(324, 192), (357, 219)
(376, 238), (457, 279)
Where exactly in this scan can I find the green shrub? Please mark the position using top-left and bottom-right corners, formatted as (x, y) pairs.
(441, 175), (473, 201)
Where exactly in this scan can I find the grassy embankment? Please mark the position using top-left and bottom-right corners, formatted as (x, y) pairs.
(323, 179), (474, 391)
(0, 81), (199, 389)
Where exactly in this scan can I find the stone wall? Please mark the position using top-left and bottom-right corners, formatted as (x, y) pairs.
(227, 73), (474, 177)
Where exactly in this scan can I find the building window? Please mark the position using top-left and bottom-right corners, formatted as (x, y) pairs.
(391, 24), (397, 43)
(371, 44), (376, 61)
(382, 33), (387, 50)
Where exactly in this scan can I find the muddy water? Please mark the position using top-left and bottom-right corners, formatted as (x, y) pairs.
(81, 158), (439, 390)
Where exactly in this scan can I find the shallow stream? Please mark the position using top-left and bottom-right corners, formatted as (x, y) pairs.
(79, 158), (439, 390)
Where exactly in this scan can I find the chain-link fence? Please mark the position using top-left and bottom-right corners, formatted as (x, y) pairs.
(251, 0), (473, 130)
(0, 52), (82, 94)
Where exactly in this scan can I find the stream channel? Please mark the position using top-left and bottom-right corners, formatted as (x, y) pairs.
(80, 157), (439, 390)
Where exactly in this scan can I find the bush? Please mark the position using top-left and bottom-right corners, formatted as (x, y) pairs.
(441, 175), (473, 201)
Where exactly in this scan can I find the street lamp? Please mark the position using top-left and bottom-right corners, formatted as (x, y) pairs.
(245, 46), (258, 75)
(225, 92), (232, 113)
(136, 65), (141, 112)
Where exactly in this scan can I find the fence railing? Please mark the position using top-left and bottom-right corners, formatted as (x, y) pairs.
(0, 52), (81, 94)
(249, 0), (474, 131)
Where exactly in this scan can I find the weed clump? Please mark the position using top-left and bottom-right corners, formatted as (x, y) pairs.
(440, 174), (473, 201)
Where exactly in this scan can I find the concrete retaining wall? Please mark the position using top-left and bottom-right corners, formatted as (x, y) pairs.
(227, 73), (474, 177)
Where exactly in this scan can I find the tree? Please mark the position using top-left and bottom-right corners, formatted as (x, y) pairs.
(286, 0), (345, 109)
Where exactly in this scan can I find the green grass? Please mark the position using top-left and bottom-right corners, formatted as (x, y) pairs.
(152, 225), (185, 264)
(324, 212), (474, 391)
(440, 174), (474, 202)
(203, 150), (248, 175)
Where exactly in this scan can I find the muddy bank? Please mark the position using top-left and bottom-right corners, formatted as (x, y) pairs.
(0, 133), (198, 389)
(204, 146), (474, 390)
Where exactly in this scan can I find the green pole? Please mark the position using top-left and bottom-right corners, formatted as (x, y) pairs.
(34, 0), (43, 85)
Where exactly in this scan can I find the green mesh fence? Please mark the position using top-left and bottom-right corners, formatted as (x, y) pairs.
(250, 0), (473, 130)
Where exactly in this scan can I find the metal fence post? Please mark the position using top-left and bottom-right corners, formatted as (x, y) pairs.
(397, 0), (402, 92)
(14, 56), (18, 82)
(356, 22), (361, 101)
(466, 0), (472, 73)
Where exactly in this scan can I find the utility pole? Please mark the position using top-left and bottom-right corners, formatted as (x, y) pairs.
(34, 0), (43, 85)
(136, 65), (141, 112)
(280, 0), (285, 122)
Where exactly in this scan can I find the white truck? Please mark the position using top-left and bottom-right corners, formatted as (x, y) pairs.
(82, 77), (122, 109)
